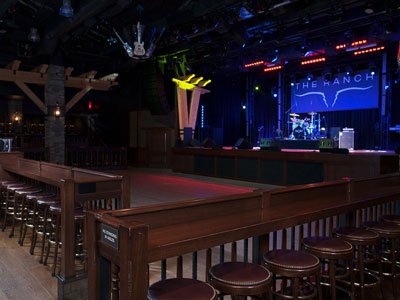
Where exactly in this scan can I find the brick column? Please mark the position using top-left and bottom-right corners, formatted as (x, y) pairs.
(45, 65), (65, 164)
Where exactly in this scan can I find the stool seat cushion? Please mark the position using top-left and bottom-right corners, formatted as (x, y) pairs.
(363, 221), (400, 234)
(303, 236), (353, 253)
(263, 249), (319, 270)
(37, 197), (60, 206)
(381, 215), (400, 224)
(335, 227), (379, 241)
(26, 192), (55, 200)
(8, 185), (32, 191)
(209, 262), (271, 287)
(15, 188), (41, 195)
(148, 278), (216, 300)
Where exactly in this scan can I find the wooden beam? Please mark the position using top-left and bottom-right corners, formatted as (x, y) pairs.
(0, 68), (118, 91)
(5, 60), (21, 71)
(31, 64), (48, 74)
(65, 87), (92, 112)
(65, 67), (74, 76)
(14, 80), (48, 114)
(78, 71), (97, 79)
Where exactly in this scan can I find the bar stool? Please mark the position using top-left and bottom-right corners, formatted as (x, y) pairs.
(11, 187), (41, 243)
(44, 203), (85, 276)
(20, 192), (55, 247)
(208, 261), (272, 299)
(2, 184), (32, 233)
(334, 227), (383, 300)
(1, 181), (26, 230)
(302, 236), (355, 300)
(381, 214), (400, 224)
(30, 197), (60, 263)
(148, 278), (217, 300)
(263, 249), (322, 299)
(363, 221), (400, 300)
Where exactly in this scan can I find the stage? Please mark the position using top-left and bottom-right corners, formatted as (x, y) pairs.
(172, 147), (399, 185)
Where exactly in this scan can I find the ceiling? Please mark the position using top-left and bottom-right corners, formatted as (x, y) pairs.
(0, 0), (399, 74)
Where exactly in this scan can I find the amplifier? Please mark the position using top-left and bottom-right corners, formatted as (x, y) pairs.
(339, 128), (354, 150)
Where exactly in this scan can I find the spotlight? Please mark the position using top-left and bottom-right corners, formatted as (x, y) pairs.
(242, 43), (246, 48)
(28, 27), (40, 43)
(272, 87), (278, 98)
(345, 66), (353, 76)
(242, 104), (247, 110)
(306, 73), (314, 81)
(369, 63), (377, 76)
(364, 2), (374, 14)
(60, 0), (74, 17)
(290, 75), (296, 86)
(255, 86), (260, 91)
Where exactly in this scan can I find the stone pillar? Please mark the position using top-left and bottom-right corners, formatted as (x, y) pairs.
(45, 65), (65, 164)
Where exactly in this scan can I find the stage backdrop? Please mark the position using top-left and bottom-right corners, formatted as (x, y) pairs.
(291, 70), (379, 113)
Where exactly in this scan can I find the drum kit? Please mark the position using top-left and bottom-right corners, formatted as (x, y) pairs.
(288, 112), (321, 140)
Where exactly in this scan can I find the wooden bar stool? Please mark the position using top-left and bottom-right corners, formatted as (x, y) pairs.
(148, 278), (217, 300)
(334, 227), (383, 300)
(302, 236), (355, 300)
(20, 192), (55, 247)
(363, 221), (400, 300)
(11, 187), (41, 243)
(3, 184), (32, 234)
(44, 203), (85, 276)
(208, 261), (272, 299)
(263, 249), (322, 299)
(30, 197), (59, 263)
(1, 182), (26, 231)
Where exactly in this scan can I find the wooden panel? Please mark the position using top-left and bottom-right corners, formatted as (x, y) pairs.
(172, 153), (194, 173)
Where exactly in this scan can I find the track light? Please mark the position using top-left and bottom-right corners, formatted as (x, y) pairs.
(60, 0), (74, 18)
(28, 27), (40, 43)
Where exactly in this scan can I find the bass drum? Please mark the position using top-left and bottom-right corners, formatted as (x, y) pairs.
(293, 126), (305, 139)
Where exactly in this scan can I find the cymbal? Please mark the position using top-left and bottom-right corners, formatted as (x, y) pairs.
(308, 112), (317, 115)
(289, 113), (299, 116)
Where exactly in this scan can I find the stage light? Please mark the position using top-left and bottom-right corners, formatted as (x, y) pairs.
(290, 75), (296, 86)
(306, 73), (314, 81)
(291, 82), (295, 86)
(264, 65), (282, 72)
(335, 44), (347, 50)
(353, 46), (385, 55)
(301, 57), (326, 65)
(28, 27), (40, 43)
(242, 104), (247, 110)
(272, 87), (278, 98)
(60, 0), (74, 17)
(242, 43), (246, 48)
(345, 66), (353, 76)
(244, 61), (264, 68)
(255, 86), (260, 91)
(351, 40), (367, 47)
(364, 2), (374, 14)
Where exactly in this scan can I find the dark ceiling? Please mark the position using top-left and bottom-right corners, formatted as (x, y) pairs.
(0, 0), (399, 74)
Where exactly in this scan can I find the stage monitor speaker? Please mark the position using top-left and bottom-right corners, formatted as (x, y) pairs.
(186, 139), (201, 147)
(319, 139), (334, 152)
(234, 138), (253, 150)
(202, 138), (222, 149)
(339, 128), (354, 150)
(260, 138), (272, 150)
(0, 138), (12, 152)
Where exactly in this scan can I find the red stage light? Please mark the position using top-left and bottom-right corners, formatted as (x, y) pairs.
(88, 101), (92, 109)
(244, 60), (264, 68)
(351, 39), (367, 47)
(354, 46), (385, 55)
(301, 57), (326, 65)
(263, 65), (282, 72)
(335, 44), (346, 50)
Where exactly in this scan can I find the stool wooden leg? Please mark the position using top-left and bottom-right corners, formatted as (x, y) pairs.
(2, 191), (10, 231)
(329, 259), (336, 300)
(18, 196), (26, 244)
(9, 197), (17, 238)
(376, 243), (384, 300)
(359, 246), (365, 300)
(316, 270), (323, 300)
(52, 215), (60, 277)
(391, 238), (397, 300)
(293, 277), (299, 300)
(39, 207), (49, 263)
(348, 258), (356, 300)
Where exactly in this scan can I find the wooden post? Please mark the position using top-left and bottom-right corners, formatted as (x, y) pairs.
(121, 175), (131, 209)
(119, 224), (148, 300)
(87, 212), (100, 300)
(60, 179), (76, 279)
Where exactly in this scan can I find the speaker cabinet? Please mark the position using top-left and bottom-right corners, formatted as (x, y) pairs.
(202, 138), (222, 149)
(234, 138), (253, 150)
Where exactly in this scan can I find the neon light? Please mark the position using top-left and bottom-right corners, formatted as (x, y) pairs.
(264, 65), (282, 72)
(301, 57), (326, 65)
(201, 105), (204, 128)
(190, 77), (203, 85)
(354, 46), (385, 55)
(335, 44), (346, 50)
(244, 60), (264, 68)
(351, 39), (367, 46)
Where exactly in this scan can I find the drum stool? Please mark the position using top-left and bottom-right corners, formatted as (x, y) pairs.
(263, 249), (322, 299)
(334, 227), (383, 300)
(363, 221), (400, 300)
(208, 261), (272, 299)
(302, 236), (355, 300)
(148, 278), (217, 300)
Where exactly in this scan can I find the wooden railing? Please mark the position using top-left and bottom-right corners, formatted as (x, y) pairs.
(0, 153), (130, 291)
(87, 173), (400, 300)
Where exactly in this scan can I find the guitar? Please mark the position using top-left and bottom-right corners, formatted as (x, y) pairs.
(134, 22), (145, 56)
(113, 28), (134, 58)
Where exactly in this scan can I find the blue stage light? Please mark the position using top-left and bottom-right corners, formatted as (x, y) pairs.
(60, 0), (74, 17)
(242, 105), (246, 110)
